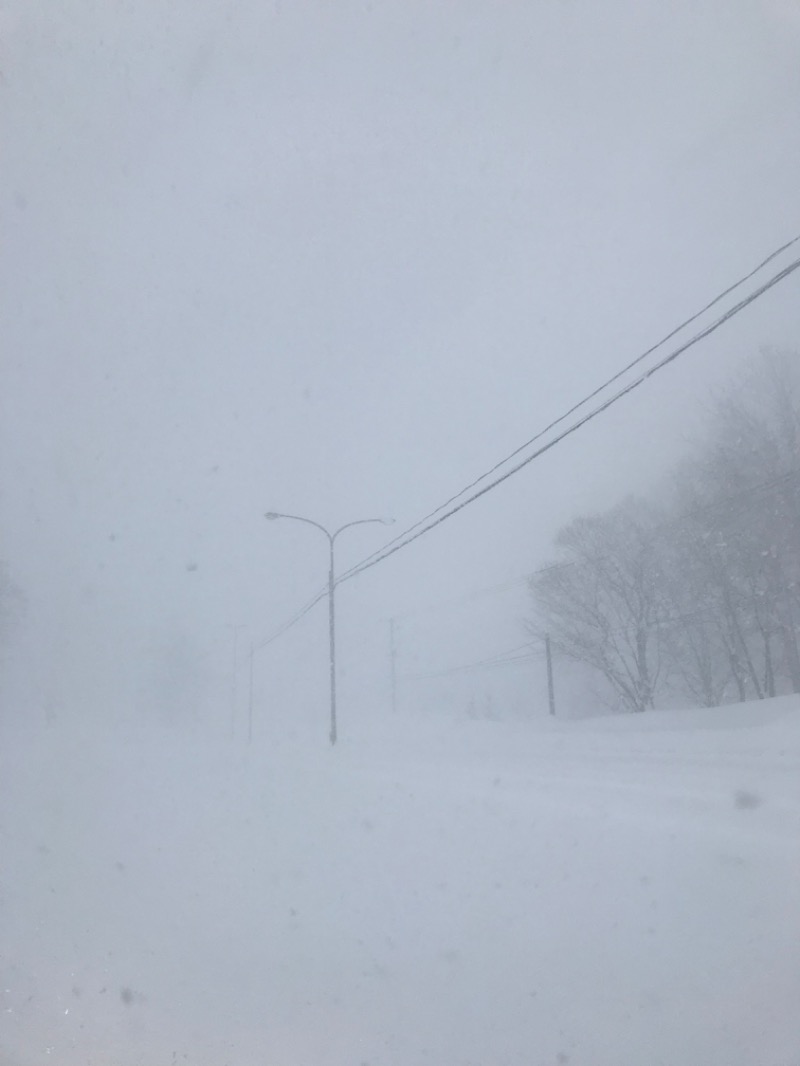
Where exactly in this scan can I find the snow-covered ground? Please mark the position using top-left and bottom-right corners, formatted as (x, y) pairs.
(2, 697), (799, 1066)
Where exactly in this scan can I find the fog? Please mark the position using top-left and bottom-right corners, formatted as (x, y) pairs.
(2, 3), (800, 1063)
(2, 0), (799, 727)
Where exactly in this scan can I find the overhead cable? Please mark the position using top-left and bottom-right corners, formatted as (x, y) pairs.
(339, 251), (800, 584)
(402, 641), (544, 681)
(250, 586), (328, 655)
(339, 235), (800, 577)
(245, 237), (800, 658)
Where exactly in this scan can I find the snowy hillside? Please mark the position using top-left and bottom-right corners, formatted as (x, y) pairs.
(2, 697), (799, 1066)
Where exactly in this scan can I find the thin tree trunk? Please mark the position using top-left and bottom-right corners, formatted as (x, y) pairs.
(780, 612), (800, 693)
(763, 631), (776, 698)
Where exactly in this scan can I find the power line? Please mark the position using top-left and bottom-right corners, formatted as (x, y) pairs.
(671, 467), (800, 527)
(390, 566), (561, 622)
(339, 235), (800, 579)
(245, 238), (800, 660)
(251, 465), (800, 665)
(402, 658), (540, 682)
(468, 640), (544, 667)
(402, 641), (544, 682)
(524, 468), (800, 588)
(396, 465), (799, 625)
(339, 250), (800, 584)
(250, 586), (328, 655)
(403, 586), (796, 686)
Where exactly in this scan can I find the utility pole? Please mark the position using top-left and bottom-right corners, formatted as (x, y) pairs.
(328, 537), (337, 746)
(389, 617), (398, 714)
(545, 633), (556, 716)
(264, 511), (393, 745)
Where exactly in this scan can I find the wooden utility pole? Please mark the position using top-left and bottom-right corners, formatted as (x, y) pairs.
(545, 634), (556, 716)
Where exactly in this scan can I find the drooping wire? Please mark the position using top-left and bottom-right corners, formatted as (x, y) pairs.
(246, 240), (800, 658)
(250, 444), (800, 661)
(339, 252), (800, 584)
(401, 641), (544, 682)
(338, 234), (800, 577)
(250, 586), (328, 655)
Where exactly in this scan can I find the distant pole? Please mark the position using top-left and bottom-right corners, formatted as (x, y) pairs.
(389, 617), (398, 714)
(328, 538), (338, 746)
(247, 642), (255, 745)
(545, 634), (556, 716)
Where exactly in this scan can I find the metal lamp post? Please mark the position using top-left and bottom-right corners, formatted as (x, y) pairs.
(264, 511), (392, 745)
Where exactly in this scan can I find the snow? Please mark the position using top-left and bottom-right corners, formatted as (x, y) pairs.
(2, 698), (799, 1066)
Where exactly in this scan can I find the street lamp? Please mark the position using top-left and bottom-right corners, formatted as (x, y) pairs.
(264, 511), (393, 745)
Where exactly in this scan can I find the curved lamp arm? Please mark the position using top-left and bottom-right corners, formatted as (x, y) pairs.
(265, 512), (393, 544)
(264, 511), (332, 542)
(331, 517), (394, 543)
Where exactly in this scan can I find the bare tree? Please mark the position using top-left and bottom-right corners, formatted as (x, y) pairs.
(656, 519), (732, 707)
(529, 498), (665, 712)
(528, 351), (800, 713)
(694, 350), (800, 696)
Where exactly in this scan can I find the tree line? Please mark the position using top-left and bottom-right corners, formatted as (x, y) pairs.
(529, 350), (800, 712)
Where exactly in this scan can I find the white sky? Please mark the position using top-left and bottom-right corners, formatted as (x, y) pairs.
(1, 0), (799, 729)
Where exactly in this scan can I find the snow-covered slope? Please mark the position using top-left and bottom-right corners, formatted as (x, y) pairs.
(2, 697), (799, 1066)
